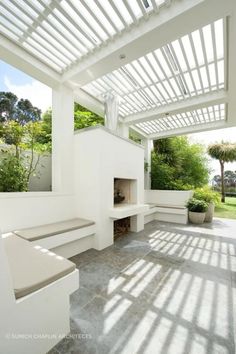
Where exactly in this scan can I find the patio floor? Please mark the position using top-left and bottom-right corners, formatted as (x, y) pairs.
(49, 219), (236, 354)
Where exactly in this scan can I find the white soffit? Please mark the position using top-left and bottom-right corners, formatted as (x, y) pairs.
(82, 18), (226, 118)
(0, 0), (171, 73)
(133, 104), (226, 136)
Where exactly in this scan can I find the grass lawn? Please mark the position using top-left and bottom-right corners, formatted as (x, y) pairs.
(215, 197), (236, 219)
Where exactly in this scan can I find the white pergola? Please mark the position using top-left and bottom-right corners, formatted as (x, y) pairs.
(0, 0), (236, 189)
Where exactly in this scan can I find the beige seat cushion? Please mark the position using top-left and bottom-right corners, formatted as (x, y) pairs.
(156, 204), (186, 210)
(14, 218), (95, 241)
(3, 234), (76, 299)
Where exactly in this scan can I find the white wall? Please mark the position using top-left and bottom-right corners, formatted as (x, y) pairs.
(145, 189), (193, 206)
(74, 126), (145, 250)
(0, 193), (77, 232)
(28, 154), (52, 192)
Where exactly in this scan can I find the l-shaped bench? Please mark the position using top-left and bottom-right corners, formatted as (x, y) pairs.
(0, 217), (96, 354)
(144, 190), (193, 225)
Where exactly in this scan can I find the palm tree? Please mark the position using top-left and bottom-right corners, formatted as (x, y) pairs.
(208, 142), (236, 202)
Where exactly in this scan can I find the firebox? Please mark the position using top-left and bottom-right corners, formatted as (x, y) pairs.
(113, 178), (137, 206)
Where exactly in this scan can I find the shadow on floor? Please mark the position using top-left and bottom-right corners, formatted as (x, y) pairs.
(48, 220), (236, 354)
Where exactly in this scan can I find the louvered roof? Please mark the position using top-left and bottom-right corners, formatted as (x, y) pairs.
(82, 18), (225, 117)
(0, 1), (230, 138)
(0, 0), (171, 73)
(135, 104), (225, 136)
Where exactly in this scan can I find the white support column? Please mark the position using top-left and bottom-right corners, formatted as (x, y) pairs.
(117, 122), (129, 139)
(142, 138), (153, 190)
(52, 84), (74, 194)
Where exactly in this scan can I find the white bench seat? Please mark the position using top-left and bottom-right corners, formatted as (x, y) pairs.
(11, 218), (96, 258)
(13, 218), (95, 241)
(3, 234), (76, 299)
(144, 190), (192, 225)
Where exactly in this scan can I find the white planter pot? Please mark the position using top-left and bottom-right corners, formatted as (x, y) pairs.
(205, 202), (215, 223)
(189, 211), (206, 224)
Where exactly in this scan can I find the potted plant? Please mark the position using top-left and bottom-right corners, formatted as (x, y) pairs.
(186, 198), (208, 224)
(193, 187), (220, 222)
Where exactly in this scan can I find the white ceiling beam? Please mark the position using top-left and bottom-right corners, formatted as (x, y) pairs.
(149, 120), (228, 140)
(73, 87), (104, 118)
(62, 0), (235, 86)
(130, 125), (148, 139)
(0, 33), (60, 88)
(123, 90), (228, 125)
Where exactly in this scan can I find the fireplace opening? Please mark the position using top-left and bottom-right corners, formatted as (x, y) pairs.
(114, 178), (137, 205)
(114, 217), (130, 239)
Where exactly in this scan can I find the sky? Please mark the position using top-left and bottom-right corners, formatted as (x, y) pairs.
(0, 60), (51, 113)
(0, 59), (236, 180)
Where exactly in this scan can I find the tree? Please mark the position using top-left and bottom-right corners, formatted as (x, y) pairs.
(0, 91), (41, 124)
(151, 136), (209, 190)
(0, 92), (48, 191)
(208, 142), (236, 202)
(0, 121), (24, 158)
(74, 103), (104, 130)
(23, 122), (45, 185)
(0, 154), (28, 192)
(35, 108), (52, 151)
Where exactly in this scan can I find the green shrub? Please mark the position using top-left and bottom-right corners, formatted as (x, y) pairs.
(151, 136), (209, 191)
(194, 186), (220, 205)
(186, 198), (208, 212)
(0, 154), (28, 192)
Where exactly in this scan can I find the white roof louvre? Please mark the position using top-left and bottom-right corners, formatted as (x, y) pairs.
(0, 0), (173, 73)
(133, 104), (226, 136)
(82, 18), (226, 118)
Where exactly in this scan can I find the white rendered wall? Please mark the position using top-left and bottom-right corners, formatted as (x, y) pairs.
(145, 189), (193, 205)
(28, 154), (52, 191)
(0, 193), (77, 232)
(74, 126), (145, 250)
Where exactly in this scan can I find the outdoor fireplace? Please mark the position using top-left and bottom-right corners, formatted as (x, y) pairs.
(114, 178), (137, 205)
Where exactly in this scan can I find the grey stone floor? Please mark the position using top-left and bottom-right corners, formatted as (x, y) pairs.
(48, 219), (236, 354)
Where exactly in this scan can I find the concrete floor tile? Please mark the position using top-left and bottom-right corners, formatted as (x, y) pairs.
(48, 220), (236, 354)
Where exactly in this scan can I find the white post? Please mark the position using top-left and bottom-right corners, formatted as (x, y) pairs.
(104, 93), (119, 132)
(52, 84), (74, 194)
(117, 122), (129, 139)
(142, 139), (153, 190)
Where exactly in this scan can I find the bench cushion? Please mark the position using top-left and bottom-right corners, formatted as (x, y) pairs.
(155, 204), (186, 210)
(3, 234), (76, 299)
(14, 218), (95, 241)
(147, 203), (186, 210)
